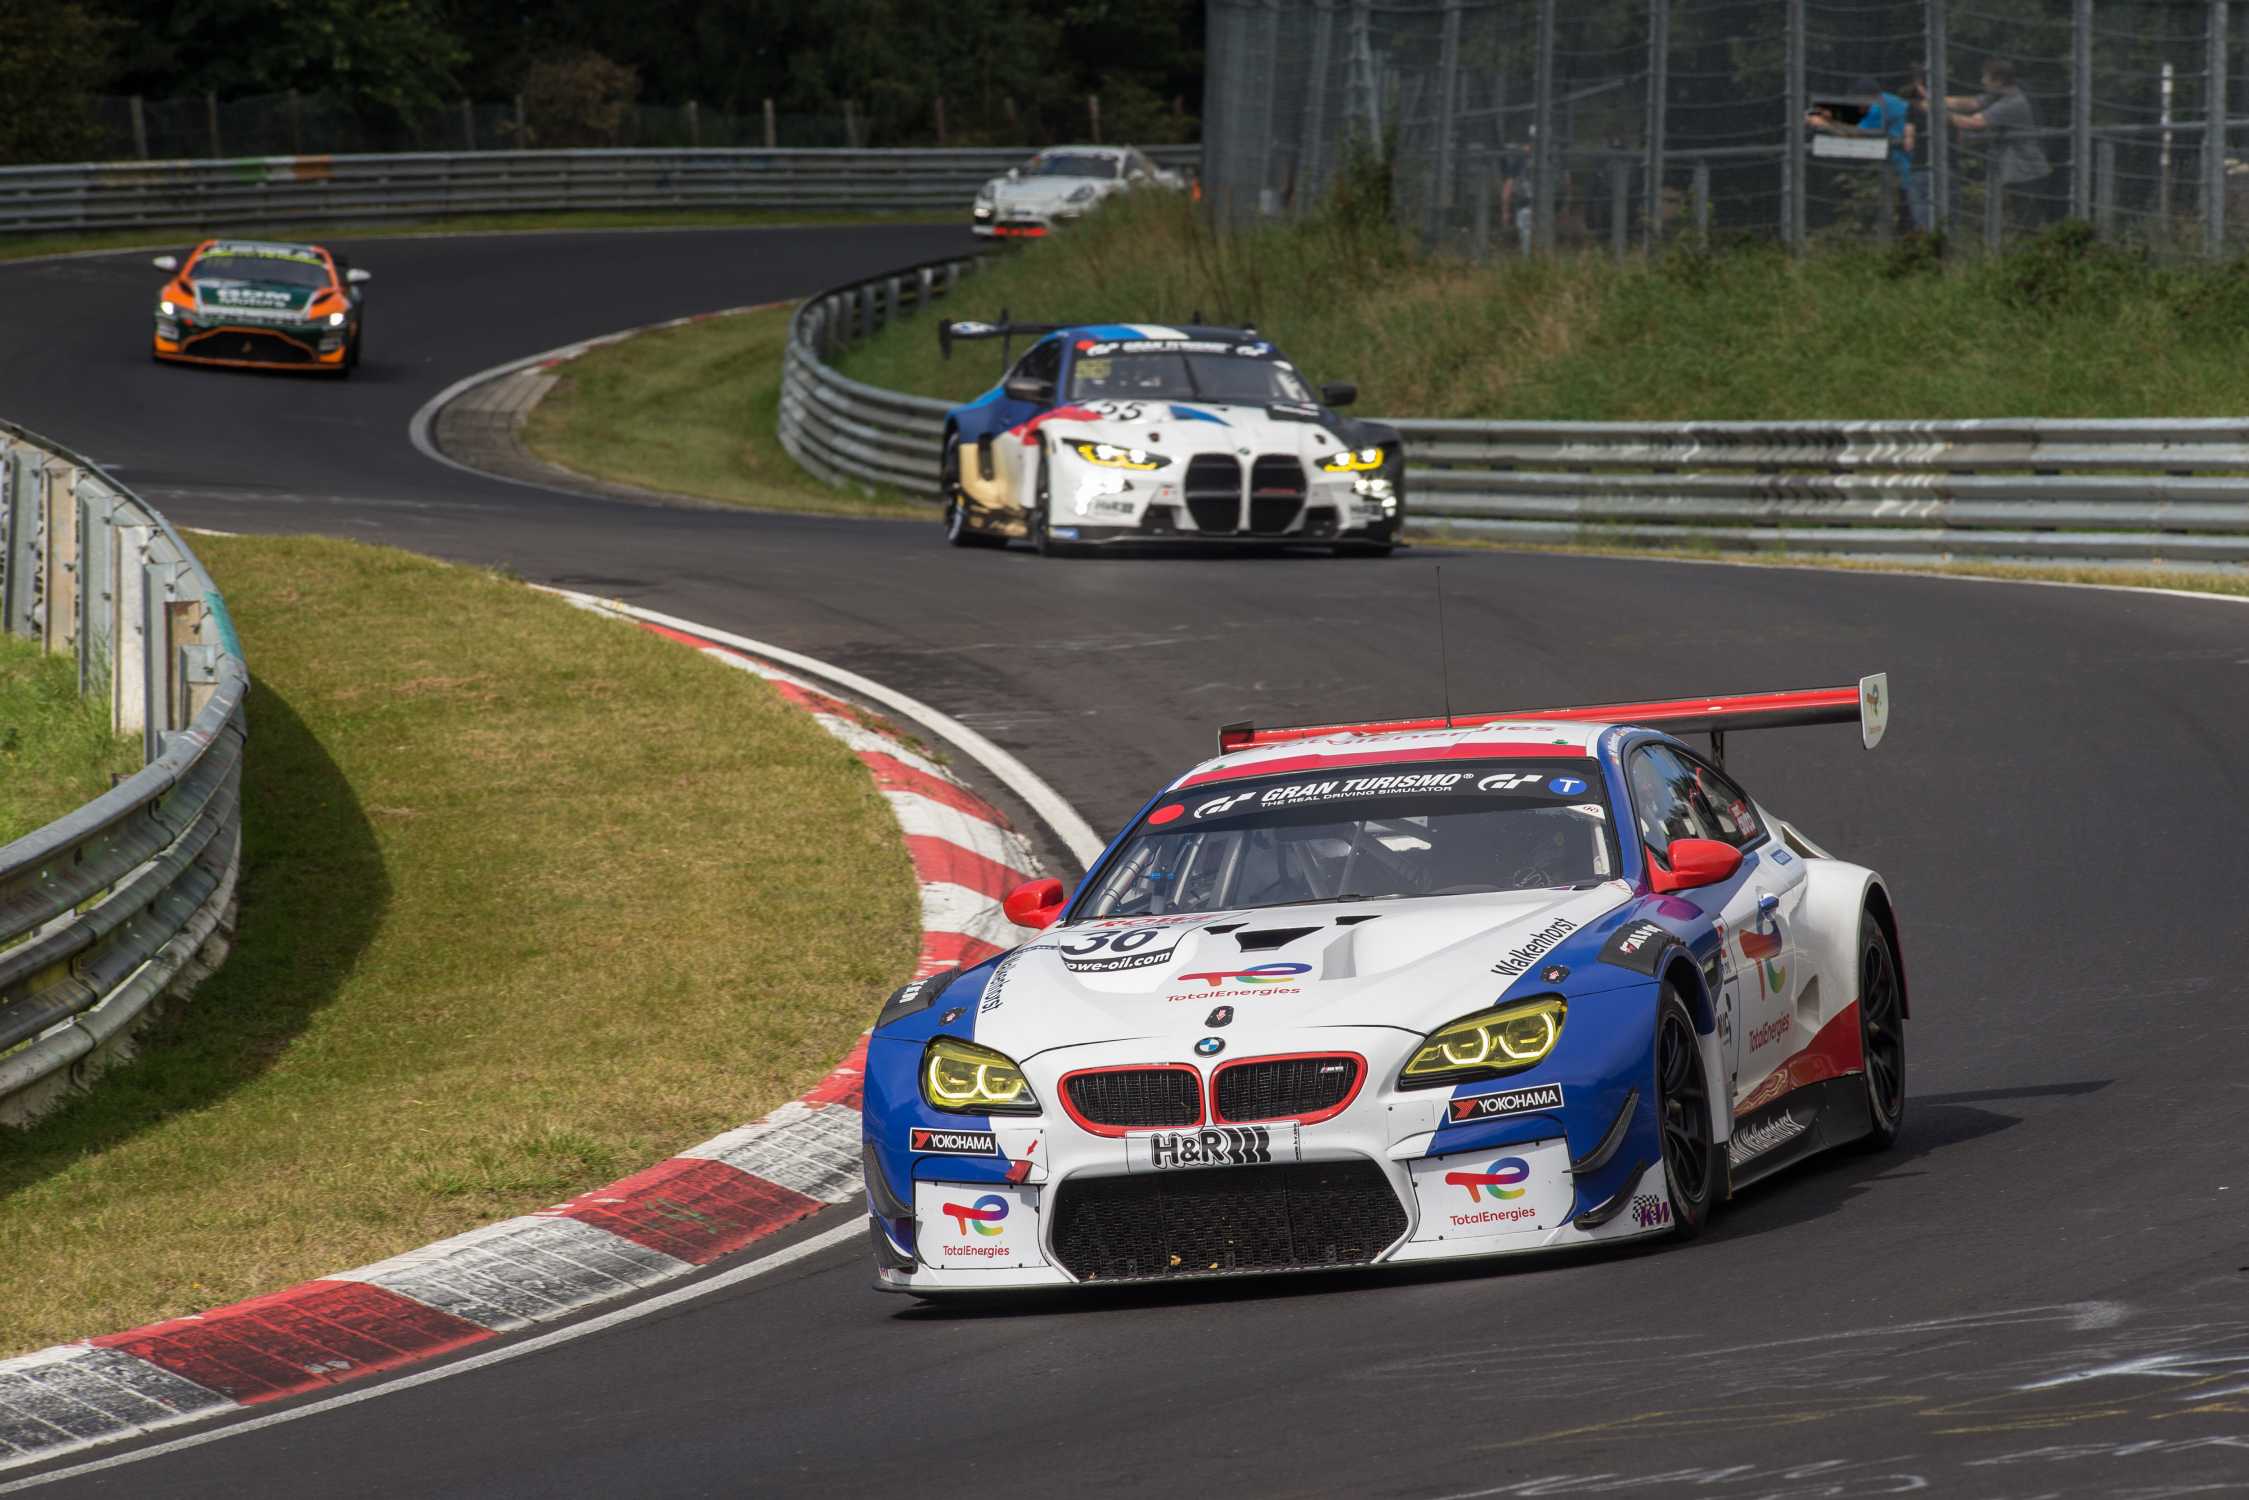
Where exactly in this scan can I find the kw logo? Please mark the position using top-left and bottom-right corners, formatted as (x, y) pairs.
(1174, 963), (1311, 989)
(1444, 1157), (1531, 1203)
(940, 1194), (1009, 1236)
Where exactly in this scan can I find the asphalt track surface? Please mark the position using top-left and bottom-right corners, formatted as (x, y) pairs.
(4, 228), (2247, 1499)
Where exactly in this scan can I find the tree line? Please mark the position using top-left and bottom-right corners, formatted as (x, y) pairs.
(1, 0), (1202, 163)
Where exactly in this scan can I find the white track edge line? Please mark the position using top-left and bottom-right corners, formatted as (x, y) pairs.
(403, 305), (768, 489)
(0, 1220), (862, 1494)
(550, 589), (1106, 868)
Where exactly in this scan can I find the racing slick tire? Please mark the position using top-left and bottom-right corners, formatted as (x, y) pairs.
(1655, 986), (1720, 1239)
(1852, 914), (1907, 1152)
(940, 433), (1004, 549)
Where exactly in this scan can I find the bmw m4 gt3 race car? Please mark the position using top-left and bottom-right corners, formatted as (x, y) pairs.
(935, 319), (1403, 556)
(151, 239), (369, 375)
(970, 144), (1184, 238)
(863, 678), (1906, 1294)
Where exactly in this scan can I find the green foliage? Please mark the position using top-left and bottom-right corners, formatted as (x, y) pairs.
(837, 189), (2249, 422)
(111, 0), (466, 118)
(519, 50), (639, 147)
(0, 0), (114, 165)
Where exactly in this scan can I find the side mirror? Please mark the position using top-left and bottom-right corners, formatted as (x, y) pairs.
(1002, 877), (1067, 930)
(1002, 375), (1054, 404)
(1320, 381), (1358, 408)
(1646, 838), (1743, 894)
(346, 267), (372, 284)
(151, 255), (179, 272)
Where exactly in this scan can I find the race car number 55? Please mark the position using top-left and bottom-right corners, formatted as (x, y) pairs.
(1127, 1123), (1302, 1172)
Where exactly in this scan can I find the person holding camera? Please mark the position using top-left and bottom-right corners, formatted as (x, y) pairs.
(1807, 72), (1926, 233)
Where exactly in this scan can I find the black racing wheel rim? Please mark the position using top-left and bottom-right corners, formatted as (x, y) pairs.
(1658, 1006), (1713, 1207)
(1861, 929), (1906, 1128)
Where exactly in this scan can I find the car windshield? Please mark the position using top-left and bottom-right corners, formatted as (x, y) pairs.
(190, 253), (330, 288)
(1027, 153), (1118, 179)
(1080, 761), (1617, 919)
(1069, 352), (1314, 404)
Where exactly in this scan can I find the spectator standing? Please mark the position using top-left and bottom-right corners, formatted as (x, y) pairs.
(1944, 58), (2050, 227)
(1808, 73), (1926, 233)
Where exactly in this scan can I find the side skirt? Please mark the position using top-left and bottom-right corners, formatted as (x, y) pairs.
(1724, 1074), (1871, 1193)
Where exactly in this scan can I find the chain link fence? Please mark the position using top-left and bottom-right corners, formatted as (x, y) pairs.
(76, 90), (1169, 166)
(1206, 0), (2249, 257)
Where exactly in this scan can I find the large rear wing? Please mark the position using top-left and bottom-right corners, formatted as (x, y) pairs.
(937, 313), (1073, 362)
(1216, 675), (1890, 763)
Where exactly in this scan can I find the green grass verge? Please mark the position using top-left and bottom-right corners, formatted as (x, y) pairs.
(0, 636), (142, 847)
(834, 193), (2249, 420)
(0, 533), (919, 1355)
(519, 304), (927, 518)
(0, 207), (954, 264)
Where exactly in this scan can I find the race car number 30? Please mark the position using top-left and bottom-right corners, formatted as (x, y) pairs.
(1127, 1123), (1302, 1172)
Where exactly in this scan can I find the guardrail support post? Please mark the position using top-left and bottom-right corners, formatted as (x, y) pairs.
(41, 460), (77, 659)
(2207, 0), (2229, 257)
(113, 526), (149, 736)
(764, 98), (777, 149)
(75, 479), (115, 700)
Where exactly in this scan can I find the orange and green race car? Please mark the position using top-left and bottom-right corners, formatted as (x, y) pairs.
(150, 239), (369, 375)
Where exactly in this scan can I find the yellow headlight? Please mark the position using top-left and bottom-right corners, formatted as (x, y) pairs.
(1401, 997), (1567, 1082)
(922, 1037), (1039, 1114)
(1320, 446), (1387, 473)
(1069, 441), (1168, 470)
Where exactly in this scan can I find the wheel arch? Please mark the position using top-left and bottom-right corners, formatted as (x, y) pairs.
(1658, 951), (1731, 1146)
(1862, 877), (1908, 1019)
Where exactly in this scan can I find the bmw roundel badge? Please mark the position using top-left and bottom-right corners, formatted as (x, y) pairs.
(1194, 1035), (1225, 1057)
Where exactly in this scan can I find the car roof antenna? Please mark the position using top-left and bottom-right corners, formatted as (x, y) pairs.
(1435, 564), (1455, 729)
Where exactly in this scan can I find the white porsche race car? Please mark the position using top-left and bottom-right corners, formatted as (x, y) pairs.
(862, 681), (1908, 1294)
(971, 145), (1183, 239)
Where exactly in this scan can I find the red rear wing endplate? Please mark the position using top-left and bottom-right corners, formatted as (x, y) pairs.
(1217, 675), (1890, 758)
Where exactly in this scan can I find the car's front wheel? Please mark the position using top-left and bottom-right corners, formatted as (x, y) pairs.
(1855, 913), (1907, 1150)
(1655, 986), (1719, 1237)
(1032, 448), (1081, 559)
(940, 433), (1003, 549)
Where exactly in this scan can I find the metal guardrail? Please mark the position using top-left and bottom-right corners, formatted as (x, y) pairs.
(0, 422), (246, 1126)
(0, 145), (1200, 236)
(779, 260), (2249, 565)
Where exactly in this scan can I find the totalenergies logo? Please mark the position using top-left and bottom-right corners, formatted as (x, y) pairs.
(1739, 921), (1787, 998)
(1443, 1157), (1531, 1203)
(1174, 963), (1312, 989)
(941, 1194), (1009, 1237)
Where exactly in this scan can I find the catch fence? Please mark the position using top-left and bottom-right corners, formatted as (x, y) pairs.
(780, 252), (2249, 564)
(0, 423), (246, 1125)
(1205, 0), (2249, 257)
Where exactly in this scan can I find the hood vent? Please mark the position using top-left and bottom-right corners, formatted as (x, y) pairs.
(1235, 926), (1319, 952)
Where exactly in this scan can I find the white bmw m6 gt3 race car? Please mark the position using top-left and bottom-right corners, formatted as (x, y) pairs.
(862, 679), (1907, 1294)
(935, 319), (1404, 556)
(970, 145), (1183, 238)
